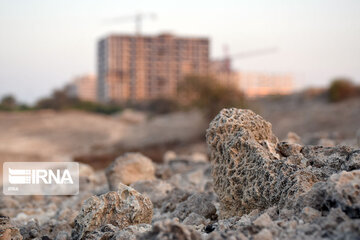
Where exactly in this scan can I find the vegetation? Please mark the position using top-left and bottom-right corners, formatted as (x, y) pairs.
(328, 78), (360, 103)
(0, 75), (247, 117)
(35, 89), (122, 114)
(130, 98), (180, 115)
(0, 94), (33, 111)
(178, 75), (247, 120)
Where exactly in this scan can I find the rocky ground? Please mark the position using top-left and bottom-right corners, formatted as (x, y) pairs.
(1, 108), (360, 240)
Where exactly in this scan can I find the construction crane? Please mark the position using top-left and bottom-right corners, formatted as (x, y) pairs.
(219, 45), (278, 72)
(212, 45), (279, 85)
(106, 12), (157, 35)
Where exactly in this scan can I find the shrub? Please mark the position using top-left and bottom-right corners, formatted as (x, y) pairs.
(36, 89), (122, 114)
(0, 95), (17, 111)
(328, 78), (358, 102)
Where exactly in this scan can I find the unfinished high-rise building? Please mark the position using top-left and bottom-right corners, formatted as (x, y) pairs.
(97, 33), (209, 102)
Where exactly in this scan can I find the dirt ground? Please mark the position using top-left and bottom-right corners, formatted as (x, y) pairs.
(254, 95), (360, 144)
(0, 109), (207, 182)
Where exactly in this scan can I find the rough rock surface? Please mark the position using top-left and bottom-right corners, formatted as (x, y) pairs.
(171, 192), (217, 221)
(0, 216), (22, 240)
(131, 179), (174, 208)
(295, 170), (360, 218)
(206, 108), (358, 218)
(139, 220), (202, 240)
(106, 152), (155, 189)
(72, 183), (153, 239)
(79, 223), (152, 240)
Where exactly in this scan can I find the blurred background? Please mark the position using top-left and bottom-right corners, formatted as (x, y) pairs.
(0, 0), (359, 174)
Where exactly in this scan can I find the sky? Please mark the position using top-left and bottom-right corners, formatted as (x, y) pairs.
(0, 0), (359, 103)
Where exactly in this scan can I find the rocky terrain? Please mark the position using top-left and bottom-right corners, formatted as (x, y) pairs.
(1, 108), (360, 239)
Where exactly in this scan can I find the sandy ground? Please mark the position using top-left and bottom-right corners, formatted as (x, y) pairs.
(0, 109), (207, 183)
(254, 95), (360, 143)
(0, 110), (128, 182)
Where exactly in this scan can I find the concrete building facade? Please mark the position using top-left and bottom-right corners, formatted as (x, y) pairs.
(237, 71), (293, 98)
(210, 59), (294, 98)
(97, 33), (209, 102)
(65, 75), (97, 102)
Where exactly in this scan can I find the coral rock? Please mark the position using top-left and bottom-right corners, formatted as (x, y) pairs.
(72, 183), (153, 239)
(206, 108), (356, 218)
(206, 108), (296, 217)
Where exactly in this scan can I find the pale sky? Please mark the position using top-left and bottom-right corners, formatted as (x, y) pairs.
(0, 0), (359, 103)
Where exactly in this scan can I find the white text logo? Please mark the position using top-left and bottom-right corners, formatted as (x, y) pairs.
(3, 162), (79, 195)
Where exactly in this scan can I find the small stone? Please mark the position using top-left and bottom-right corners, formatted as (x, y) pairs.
(163, 151), (176, 163)
(253, 228), (273, 240)
(171, 192), (217, 221)
(113, 224), (152, 240)
(131, 179), (174, 208)
(29, 228), (39, 238)
(253, 213), (273, 228)
(342, 150), (360, 171)
(138, 220), (201, 240)
(300, 207), (321, 223)
(55, 231), (70, 240)
(106, 152), (155, 189)
(78, 163), (96, 191)
(318, 138), (336, 147)
(183, 213), (208, 226)
(277, 142), (303, 157)
(284, 132), (301, 144)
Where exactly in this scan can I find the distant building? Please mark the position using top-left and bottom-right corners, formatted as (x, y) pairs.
(237, 71), (293, 98)
(97, 33), (209, 102)
(210, 59), (293, 97)
(65, 75), (97, 102)
(209, 59), (239, 86)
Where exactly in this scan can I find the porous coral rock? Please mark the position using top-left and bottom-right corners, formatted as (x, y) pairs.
(206, 108), (357, 218)
(71, 183), (153, 240)
(206, 108), (301, 218)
